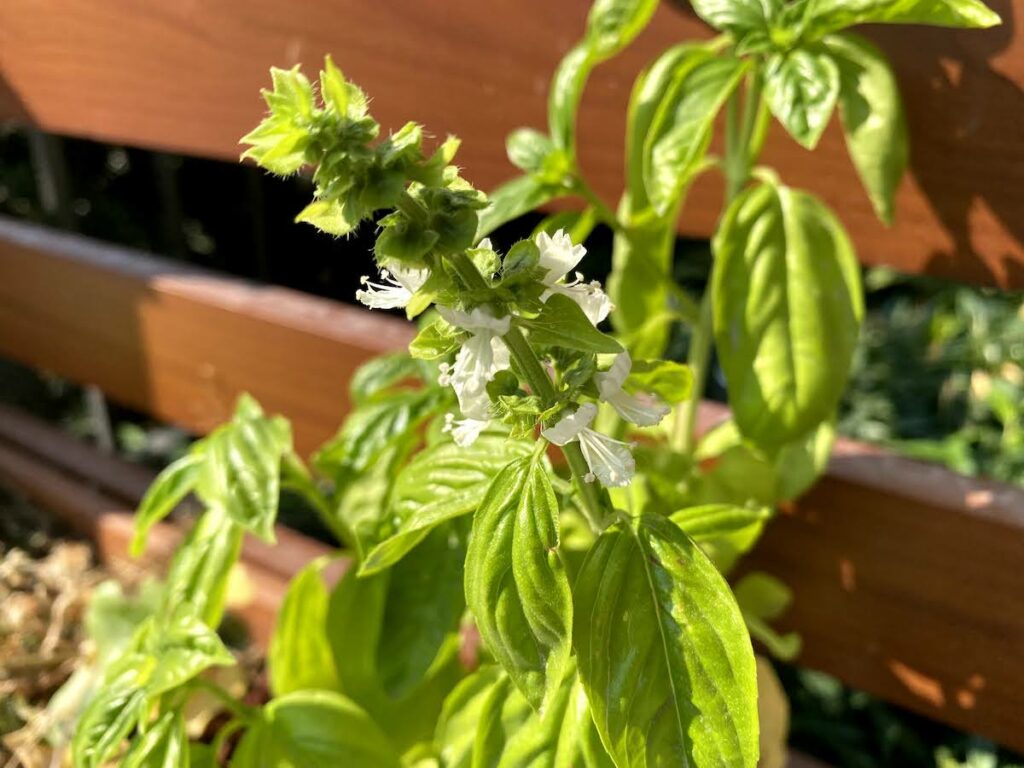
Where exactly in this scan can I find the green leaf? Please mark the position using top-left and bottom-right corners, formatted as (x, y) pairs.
(473, 673), (533, 767)
(195, 402), (292, 542)
(805, 0), (1000, 37)
(648, 55), (749, 214)
(295, 197), (362, 236)
(232, 691), (400, 768)
(72, 662), (148, 768)
(377, 526), (467, 698)
(326, 566), (464, 751)
(121, 712), (187, 768)
(349, 354), (425, 405)
(574, 514), (759, 768)
(764, 49), (840, 150)
(506, 128), (556, 174)
(465, 455), (572, 712)
(625, 360), (694, 404)
(435, 667), (505, 768)
(409, 317), (463, 360)
(140, 606), (235, 698)
(825, 32), (908, 225)
(611, 43), (710, 359)
(519, 293), (623, 354)
(239, 67), (315, 175)
(161, 507), (244, 628)
(670, 504), (772, 573)
(472, 665), (615, 768)
(269, 557), (339, 697)
(549, 43), (595, 155)
(735, 573), (802, 661)
(131, 453), (203, 557)
(478, 175), (559, 240)
(314, 390), (442, 481)
(586, 0), (660, 58)
(361, 433), (533, 574)
(713, 181), (863, 449)
(689, 0), (775, 33)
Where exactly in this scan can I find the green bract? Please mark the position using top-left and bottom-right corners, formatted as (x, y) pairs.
(81, 0), (997, 765)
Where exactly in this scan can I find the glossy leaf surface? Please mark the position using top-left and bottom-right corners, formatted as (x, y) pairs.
(713, 181), (863, 449)
(465, 455), (572, 711)
(574, 514), (759, 768)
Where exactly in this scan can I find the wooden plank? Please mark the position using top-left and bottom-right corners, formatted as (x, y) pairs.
(0, 217), (412, 457)
(2, 1), (1022, 288)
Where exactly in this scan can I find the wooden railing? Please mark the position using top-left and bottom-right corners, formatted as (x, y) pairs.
(2, 0), (1024, 759)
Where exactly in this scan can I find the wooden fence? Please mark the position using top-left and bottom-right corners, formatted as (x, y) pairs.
(2, 0), (1024, 761)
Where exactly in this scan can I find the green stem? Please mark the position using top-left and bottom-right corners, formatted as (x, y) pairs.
(571, 176), (624, 234)
(447, 251), (613, 532)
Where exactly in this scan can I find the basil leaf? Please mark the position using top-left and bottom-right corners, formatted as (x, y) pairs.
(671, 504), (772, 573)
(611, 43), (710, 359)
(805, 0), (1000, 37)
(378, 525), (466, 698)
(361, 433), (533, 574)
(625, 359), (694, 404)
(131, 452), (202, 557)
(574, 514), (759, 768)
(121, 711), (187, 768)
(72, 662), (148, 768)
(472, 674), (533, 768)
(465, 455), (572, 711)
(764, 48), (840, 150)
(349, 353), (425, 405)
(826, 32), (908, 225)
(269, 557), (339, 696)
(549, 43), (593, 154)
(435, 666), (506, 768)
(233, 691), (400, 768)
(478, 175), (559, 240)
(735, 573), (802, 661)
(648, 55), (749, 214)
(689, 0), (776, 34)
(327, 565), (464, 751)
(409, 318), (463, 360)
(713, 181), (863, 449)
(486, 665), (615, 768)
(141, 606), (235, 699)
(519, 293), (623, 354)
(506, 128), (557, 174)
(314, 390), (442, 482)
(161, 507), (244, 627)
(196, 400), (292, 543)
(586, 0), (660, 58)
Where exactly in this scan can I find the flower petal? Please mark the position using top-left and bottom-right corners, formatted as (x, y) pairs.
(578, 428), (636, 487)
(541, 402), (598, 446)
(604, 389), (671, 427)
(536, 229), (586, 285)
(544, 281), (613, 325)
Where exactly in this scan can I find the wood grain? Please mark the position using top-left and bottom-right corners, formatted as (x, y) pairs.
(2, 218), (1023, 748)
(1, 0), (1022, 287)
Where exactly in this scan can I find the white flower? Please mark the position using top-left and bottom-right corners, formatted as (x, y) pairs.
(535, 229), (613, 325)
(355, 262), (429, 310)
(443, 413), (490, 447)
(595, 352), (670, 427)
(436, 306), (511, 420)
(536, 230), (587, 283)
(541, 402), (635, 488)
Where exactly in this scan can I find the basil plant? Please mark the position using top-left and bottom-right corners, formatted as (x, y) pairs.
(72, 0), (998, 765)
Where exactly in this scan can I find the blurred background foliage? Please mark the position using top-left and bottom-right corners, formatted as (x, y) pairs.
(1, 125), (1022, 767)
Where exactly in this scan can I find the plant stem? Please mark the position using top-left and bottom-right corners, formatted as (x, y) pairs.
(571, 176), (623, 234)
(447, 250), (613, 532)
